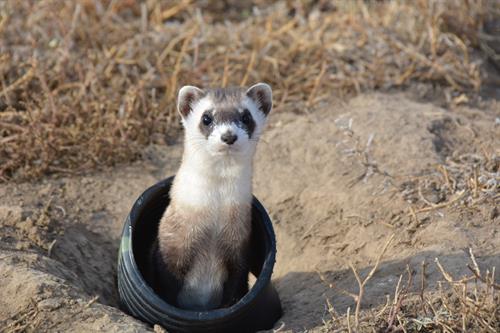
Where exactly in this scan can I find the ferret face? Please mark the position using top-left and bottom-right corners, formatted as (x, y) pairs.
(177, 83), (272, 158)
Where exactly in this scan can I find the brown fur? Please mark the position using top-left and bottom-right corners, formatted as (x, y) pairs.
(207, 87), (246, 106)
(150, 201), (252, 308)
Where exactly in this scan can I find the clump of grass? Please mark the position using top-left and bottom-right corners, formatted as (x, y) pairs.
(0, 0), (498, 181)
(320, 244), (499, 333)
(401, 149), (499, 217)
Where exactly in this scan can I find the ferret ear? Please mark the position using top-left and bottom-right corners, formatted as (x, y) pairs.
(246, 83), (272, 116)
(177, 86), (205, 118)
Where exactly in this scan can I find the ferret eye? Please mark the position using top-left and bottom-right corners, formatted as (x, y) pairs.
(241, 112), (251, 125)
(202, 114), (212, 126)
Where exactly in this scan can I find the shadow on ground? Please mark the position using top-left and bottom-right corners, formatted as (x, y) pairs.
(273, 251), (500, 331)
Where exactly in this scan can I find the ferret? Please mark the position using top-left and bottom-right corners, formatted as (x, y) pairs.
(148, 83), (272, 311)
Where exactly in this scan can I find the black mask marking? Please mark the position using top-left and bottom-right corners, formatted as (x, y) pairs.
(198, 107), (256, 139)
(195, 87), (260, 139)
(199, 109), (214, 138)
(240, 109), (255, 138)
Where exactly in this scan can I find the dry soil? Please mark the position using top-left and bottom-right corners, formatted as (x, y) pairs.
(0, 93), (498, 332)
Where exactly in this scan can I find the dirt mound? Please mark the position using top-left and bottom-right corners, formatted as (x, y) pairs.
(254, 93), (499, 330)
(1, 93), (498, 332)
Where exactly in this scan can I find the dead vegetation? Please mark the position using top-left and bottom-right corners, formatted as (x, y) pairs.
(1, 0), (499, 181)
(0, 197), (61, 254)
(319, 244), (499, 333)
(401, 139), (499, 218)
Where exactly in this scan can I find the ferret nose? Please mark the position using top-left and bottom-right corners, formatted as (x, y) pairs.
(221, 132), (237, 145)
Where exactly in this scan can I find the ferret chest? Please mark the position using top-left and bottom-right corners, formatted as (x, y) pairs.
(191, 204), (251, 252)
(158, 203), (251, 276)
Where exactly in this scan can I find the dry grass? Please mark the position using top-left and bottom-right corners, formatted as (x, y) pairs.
(401, 149), (499, 216)
(0, 0), (498, 181)
(320, 246), (499, 333)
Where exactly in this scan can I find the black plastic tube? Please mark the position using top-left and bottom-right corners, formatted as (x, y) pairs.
(117, 177), (282, 332)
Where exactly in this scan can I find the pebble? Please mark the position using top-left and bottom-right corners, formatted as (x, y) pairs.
(38, 298), (63, 311)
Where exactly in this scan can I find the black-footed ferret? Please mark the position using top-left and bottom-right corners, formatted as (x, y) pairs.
(149, 83), (272, 311)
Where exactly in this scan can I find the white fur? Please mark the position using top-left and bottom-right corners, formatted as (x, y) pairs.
(177, 252), (227, 310)
(173, 93), (268, 209)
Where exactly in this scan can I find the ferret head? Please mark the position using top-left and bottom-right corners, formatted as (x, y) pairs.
(176, 83), (272, 158)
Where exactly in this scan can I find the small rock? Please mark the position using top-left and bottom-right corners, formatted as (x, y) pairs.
(490, 206), (499, 221)
(38, 298), (63, 311)
(154, 324), (167, 333)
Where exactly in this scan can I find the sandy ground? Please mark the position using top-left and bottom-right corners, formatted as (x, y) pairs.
(0, 93), (498, 332)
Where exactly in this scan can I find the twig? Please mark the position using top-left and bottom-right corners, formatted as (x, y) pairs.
(469, 248), (481, 276)
(467, 265), (500, 290)
(241, 49), (257, 86)
(349, 234), (395, 328)
(35, 66), (57, 117)
(412, 190), (466, 214)
(346, 307), (352, 333)
(0, 68), (34, 96)
(435, 258), (455, 283)
(47, 239), (57, 257)
(301, 219), (324, 240)
(385, 266), (413, 332)
(435, 257), (475, 285)
(438, 165), (454, 191)
(307, 61), (327, 107)
(85, 295), (99, 308)
(385, 274), (403, 331)
(408, 206), (421, 228)
(161, 0), (192, 21)
(417, 184), (436, 207)
(272, 321), (285, 332)
(420, 260), (427, 313)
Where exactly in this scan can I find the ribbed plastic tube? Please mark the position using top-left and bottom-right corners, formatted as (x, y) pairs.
(117, 177), (282, 333)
